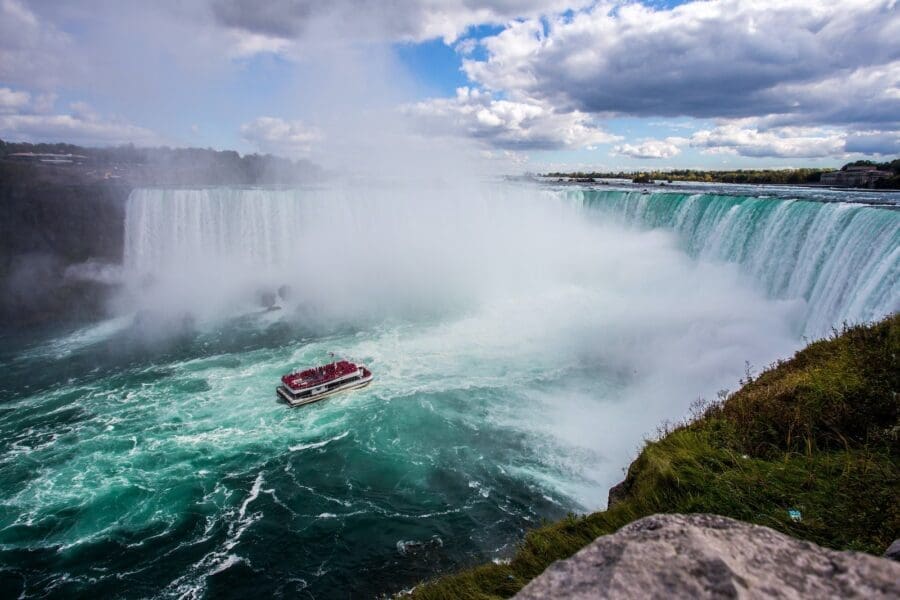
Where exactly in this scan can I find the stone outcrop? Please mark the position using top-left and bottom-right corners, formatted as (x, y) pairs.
(885, 539), (900, 562)
(514, 514), (900, 599)
(606, 479), (629, 509)
(0, 164), (130, 328)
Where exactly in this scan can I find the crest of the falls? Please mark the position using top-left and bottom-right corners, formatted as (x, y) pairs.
(563, 189), (899, 337)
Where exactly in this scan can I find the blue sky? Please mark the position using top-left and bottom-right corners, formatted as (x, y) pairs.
(0, 1), (897, 172)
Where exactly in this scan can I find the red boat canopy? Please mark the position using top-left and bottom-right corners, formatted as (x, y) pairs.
(281, 360), (359, 391)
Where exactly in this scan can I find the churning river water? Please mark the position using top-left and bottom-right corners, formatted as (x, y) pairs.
(1, 182), (897, 598)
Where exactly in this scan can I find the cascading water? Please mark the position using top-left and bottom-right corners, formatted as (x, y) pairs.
(1, 183), (897, 599)
(124, 186), (899, 337)
(564, 189), (899, 337)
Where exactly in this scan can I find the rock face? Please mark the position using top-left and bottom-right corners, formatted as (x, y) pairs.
(885, 539), (900, 562)
(606, 479), (630, 509)
(0, 162), (130, 328)
(514, 514), (900, 599)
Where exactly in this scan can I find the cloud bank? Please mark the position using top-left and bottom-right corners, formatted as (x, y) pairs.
(210, 0), (592, 43)
(450, 0), (899, 158)
(0, 0), (897, 163)
(463, 1), (899, 122)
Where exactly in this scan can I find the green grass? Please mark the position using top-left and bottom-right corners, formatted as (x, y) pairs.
(408, 315), (900, 599)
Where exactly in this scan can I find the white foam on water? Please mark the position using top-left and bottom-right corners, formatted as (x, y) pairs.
(162, 472), (265, 599)
(288, 430), (350, 452)
(207, 554), (245, 576)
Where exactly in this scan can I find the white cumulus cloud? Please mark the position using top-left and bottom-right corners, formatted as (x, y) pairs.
(408, 87), (620, 151)
(0, 87), (30, 114)
(0, 113), (161, 146)
(210, 0), (593, 44)
(689, 124), (846, 158)
(463, 0), (900, 126)
(613, 138), (684, 159)
(0, 89), (162, 146)
(240, 117), (322, 157)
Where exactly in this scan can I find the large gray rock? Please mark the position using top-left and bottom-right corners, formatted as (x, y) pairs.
(514, 514), (900, 599)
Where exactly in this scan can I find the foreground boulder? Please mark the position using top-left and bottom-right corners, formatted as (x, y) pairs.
(514, 514), (900, 599)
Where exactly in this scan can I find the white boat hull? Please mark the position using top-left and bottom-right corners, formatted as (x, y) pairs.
(277, 373), (373, 407)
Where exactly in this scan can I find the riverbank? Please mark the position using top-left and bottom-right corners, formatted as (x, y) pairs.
(408, 314), (899, 598)
(544, 159), (900, 189)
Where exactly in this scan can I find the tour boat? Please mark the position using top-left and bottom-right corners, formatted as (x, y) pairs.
(277, 358), (373, 407)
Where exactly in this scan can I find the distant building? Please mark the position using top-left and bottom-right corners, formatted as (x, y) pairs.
(820, 165), (891, 188)
(6, 152), (88, 165)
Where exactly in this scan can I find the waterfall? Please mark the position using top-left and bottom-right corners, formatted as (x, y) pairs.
(123, 186), (899, 338)
(124, 187), (319, 274)
(563, 189), (899, 337)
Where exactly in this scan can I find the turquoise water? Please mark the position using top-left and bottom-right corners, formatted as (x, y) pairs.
(1, 184), (897, 598)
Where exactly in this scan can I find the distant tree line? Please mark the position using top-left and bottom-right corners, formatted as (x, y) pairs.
(546, 168), (829, 185)
(0, 139), (323, 185)
(841, 158), (900, 171)
(546, 158), (900, 189)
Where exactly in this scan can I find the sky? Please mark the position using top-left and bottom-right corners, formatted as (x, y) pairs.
(0, 0), (898, 172)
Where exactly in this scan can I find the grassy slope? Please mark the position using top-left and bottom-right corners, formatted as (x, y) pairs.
(409, 315), (900, 599)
